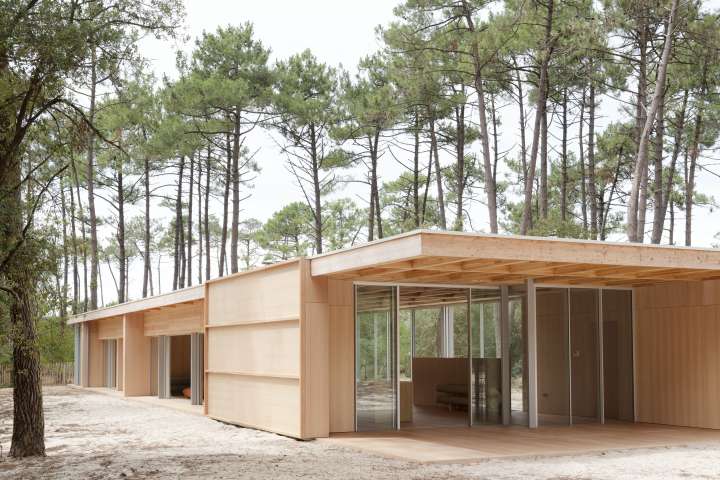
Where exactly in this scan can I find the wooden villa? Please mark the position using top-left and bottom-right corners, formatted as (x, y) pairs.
(69, 230), (720, 443)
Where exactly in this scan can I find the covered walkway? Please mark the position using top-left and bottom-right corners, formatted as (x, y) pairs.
(327, 422), (720, 463)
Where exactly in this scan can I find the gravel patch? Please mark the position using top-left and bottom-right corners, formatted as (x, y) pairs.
(1, 387), (720, 479)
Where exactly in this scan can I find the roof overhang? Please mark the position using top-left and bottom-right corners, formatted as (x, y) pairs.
(310, 230), (720, 287)
(68, 285), (204, 325)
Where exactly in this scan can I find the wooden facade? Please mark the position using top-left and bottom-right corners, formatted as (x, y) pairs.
(69, 230), (720, 440)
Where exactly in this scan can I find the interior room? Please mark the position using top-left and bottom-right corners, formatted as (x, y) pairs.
(354, 282), (634, 433)
(170, 335), (192, 400)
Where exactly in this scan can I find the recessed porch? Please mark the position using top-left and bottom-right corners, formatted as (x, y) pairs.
(326, 422), (720, 463)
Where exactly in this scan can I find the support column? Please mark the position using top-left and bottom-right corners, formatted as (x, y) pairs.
(157, 335), (171, 399)
(80, 322), (90, 387)
(527, 278), (538, 429)
(190, 332), (204, 405)
(73, 324), (81, 385)
(123, 312), (152, 396)
(500, 286), (511, 425)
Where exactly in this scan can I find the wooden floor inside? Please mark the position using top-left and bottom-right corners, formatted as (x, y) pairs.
(326, 422), (720, 463)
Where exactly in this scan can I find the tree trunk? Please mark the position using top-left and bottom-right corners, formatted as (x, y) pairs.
(59, 181), (69, 322)
(413, 111), (421, 228)
(87, 49), (99, 310)
(117, 160), (126, 303)
(685, 109), (704, 247)
(462, 1), (496, 233)
(310, 123), (323, 254)
(627, 0), (678, 242)
(173, 156), (185, 290)
(514, 57), (528, 182)
(219, 134), (231, 277)
(230, 110), (241, 273)
(540, 104), (549, 220)
(579, 88), (588, 232)
(650, 86), (666, 244)
(2, 153), (45, 457)
(142, 153), (151, 298)
(588, 82), (598, 239)
(454, 99), (466, 231)
(368, 137), (376, 242)
(67, 170), (80, 314)
(560, 88), (568, 222)
(187, 152), (194, 285)
(520, 0), (554, 235)
(10, 280), (45, 457)
(428, 117), (447, 230)
(656, 89), (688, 244)
(197, 151), (203, 285)
(205, 147), (211, 281)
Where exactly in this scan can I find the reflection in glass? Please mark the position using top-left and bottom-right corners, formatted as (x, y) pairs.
(508, 285), (528, 426)
(355, 285), (397, 431)
(470, 288), (502, 425)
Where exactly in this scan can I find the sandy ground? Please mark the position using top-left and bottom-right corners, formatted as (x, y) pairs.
(1, 387), (720, 479)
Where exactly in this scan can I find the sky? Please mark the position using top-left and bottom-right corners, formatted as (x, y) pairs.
(101, 0), (720, 305)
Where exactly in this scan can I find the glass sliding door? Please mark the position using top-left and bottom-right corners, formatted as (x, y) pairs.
(508, 285), (528, 426)
(470, 288), (503, 425)
(355, 285), (398, 431)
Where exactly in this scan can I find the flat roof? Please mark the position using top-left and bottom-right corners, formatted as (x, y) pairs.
(310, 230), (720, 287)
(68, 285), (204, 325)
(70, 230), (720, 323)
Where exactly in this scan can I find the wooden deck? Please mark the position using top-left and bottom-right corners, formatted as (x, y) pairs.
(326, 422), (720, 463)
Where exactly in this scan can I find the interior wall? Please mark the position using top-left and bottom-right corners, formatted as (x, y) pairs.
(170, 335), (191, 397)
(635, 280), (720, 429)
(411, 357), (468, 406)
(602, 290), (633, 421)
(206, 260), (303, 438)
(536, 289), (569, 417)
(570, 289), (599, 420)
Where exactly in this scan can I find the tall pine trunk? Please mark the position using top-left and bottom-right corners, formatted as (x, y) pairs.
(628, 0), (678, 242)
(187, 152), (194, 285)
(520, 0), (553, 235)
(428, 116), (447, 230)
(87, 49), (99, 309)
(230, 110), (241, 273)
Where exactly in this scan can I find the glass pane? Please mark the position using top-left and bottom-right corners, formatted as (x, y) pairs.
(355, 285), (397, 431)
(413, 308), (441, 357)
(602, 290), (634, 422)
(470, 288), (502, 425)
(509, 285), (528, 426)
(537, 288), (570, 426)
(570, 288), (599, 423)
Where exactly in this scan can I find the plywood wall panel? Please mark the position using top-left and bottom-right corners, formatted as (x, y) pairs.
(123, 312), (152, 396)
(636, 281), (720, 429)
(328, 279), (354, 433)
(206, 261), (303, 438)
(87, 323), (104, 387)
(207, 261), (300, 326)
(144, 302), (203, 336)
(207, 373), (300, 437)
(301, 301), (329, 438)
(96, 316), (123, 339)
(207, 321), (300, 377)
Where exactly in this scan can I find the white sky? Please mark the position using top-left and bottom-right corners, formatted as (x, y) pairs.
(97, 0), (720, 305)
